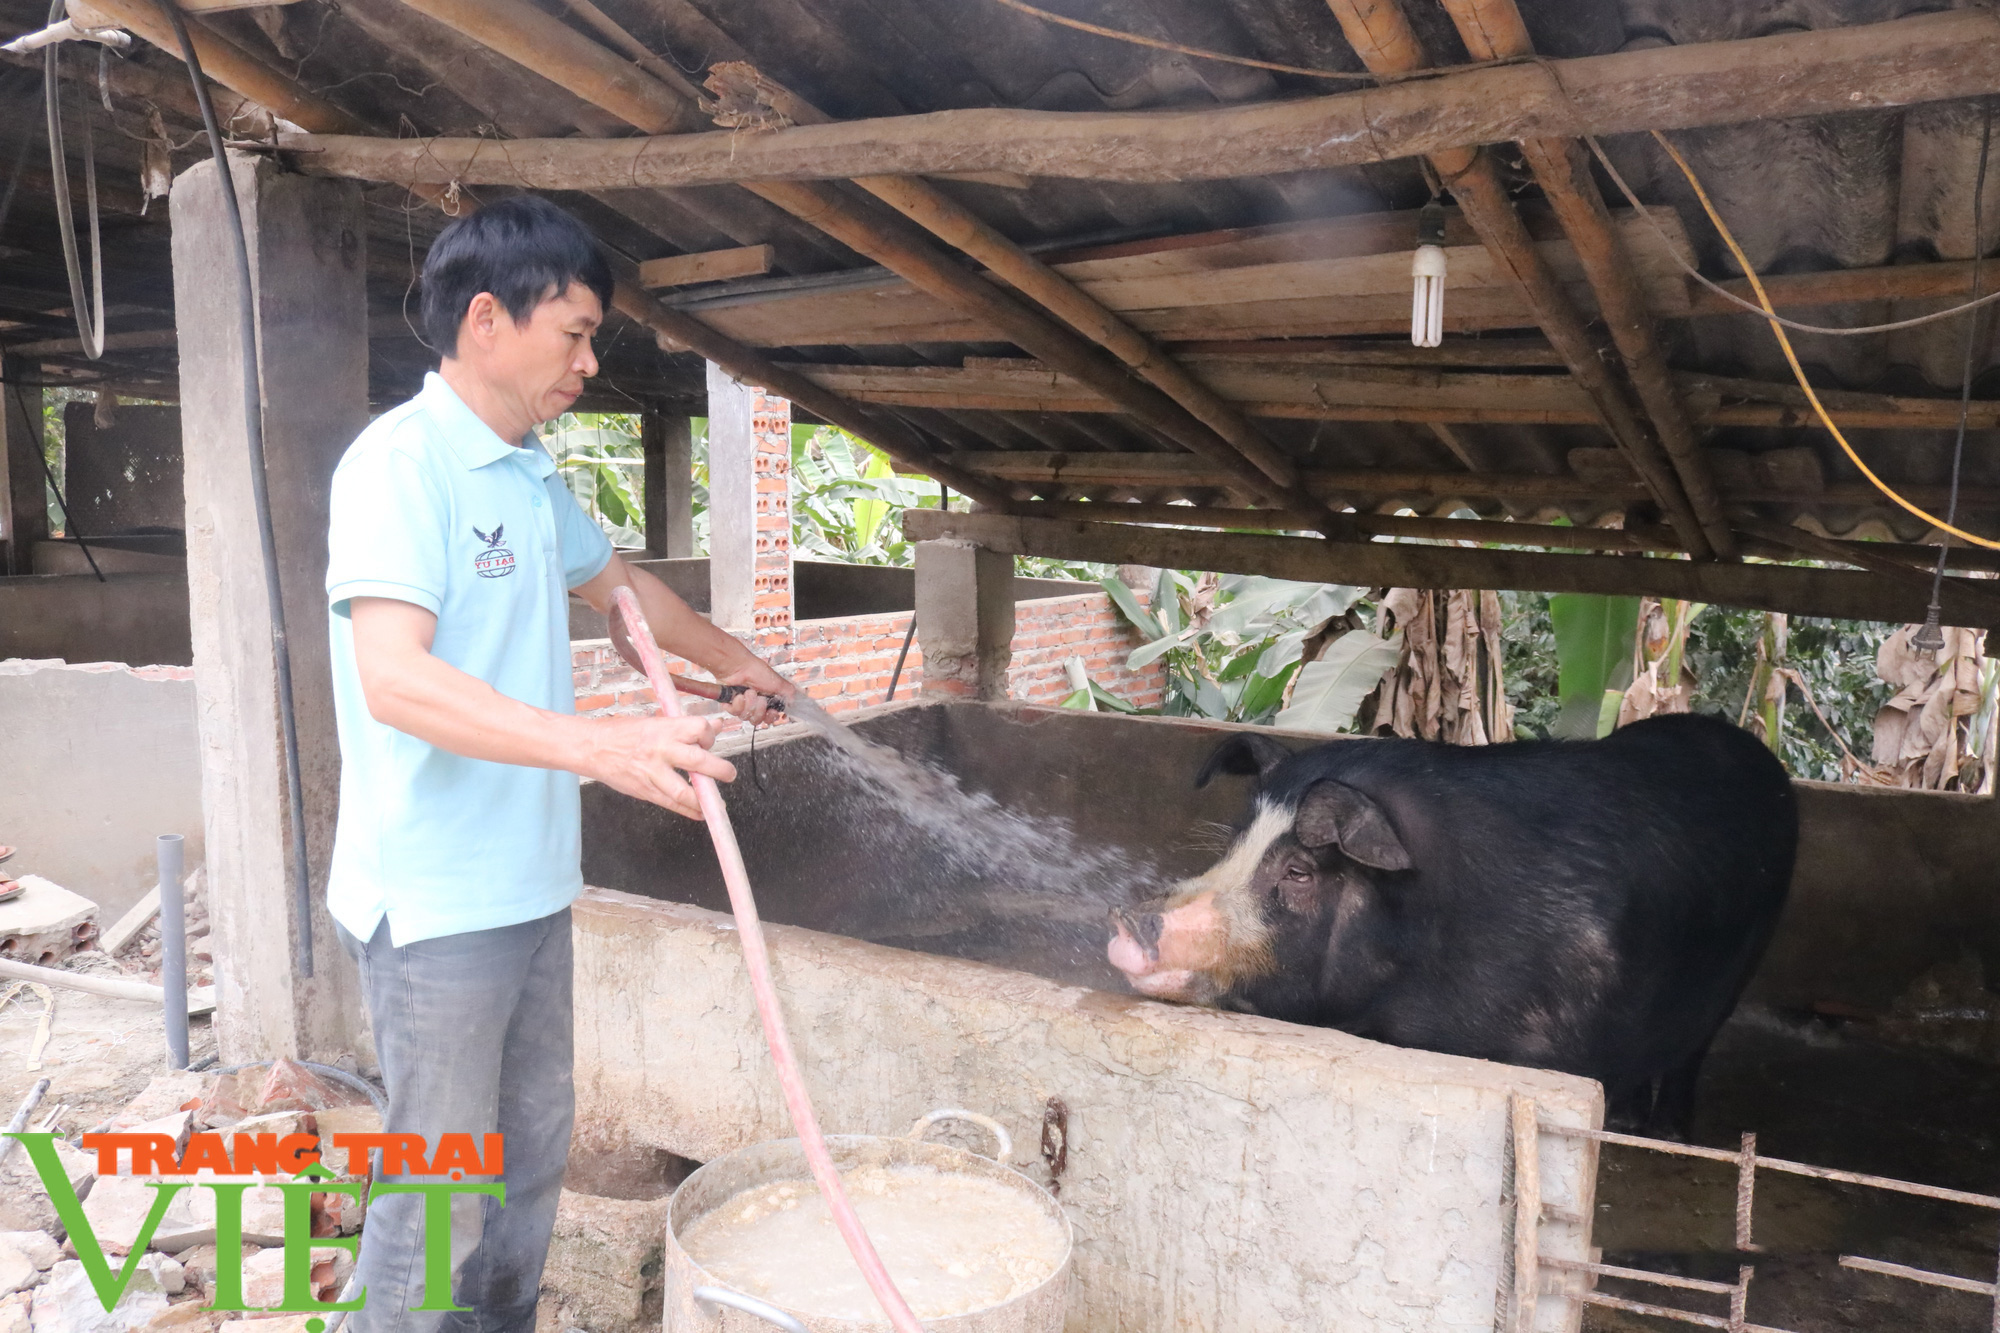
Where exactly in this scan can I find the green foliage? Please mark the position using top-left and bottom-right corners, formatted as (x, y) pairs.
(1547, 594), (1642, 738)
(1275, 630), (1404, 734)
(1101, 571), (1389, 728)
(546, 411), (646, 549)
(1503, 588), (1894, 779)
(1683, 607), (1891, 782)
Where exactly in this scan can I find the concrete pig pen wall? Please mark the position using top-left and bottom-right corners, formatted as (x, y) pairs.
(0, 657), (203, 919)
(575, 703), (1601, 1332)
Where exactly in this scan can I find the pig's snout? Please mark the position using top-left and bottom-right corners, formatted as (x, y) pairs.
(1107, 892), (1232, 1000)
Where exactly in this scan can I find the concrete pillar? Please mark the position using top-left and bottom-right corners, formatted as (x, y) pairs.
(171, 152), (368, 1063)
(704, 362), (791, 637)
(916, 539), (1014, 699)
(641, 409), (694, 559)
(1, 354), (47, 577)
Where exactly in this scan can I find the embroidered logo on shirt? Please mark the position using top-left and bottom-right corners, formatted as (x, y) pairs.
(472, 524), (516, 579)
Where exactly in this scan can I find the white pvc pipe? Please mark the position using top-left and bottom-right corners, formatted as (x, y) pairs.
(0, 957), (213, 1013)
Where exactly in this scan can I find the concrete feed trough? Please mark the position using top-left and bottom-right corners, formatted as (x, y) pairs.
(573, 701), (1600, 1332)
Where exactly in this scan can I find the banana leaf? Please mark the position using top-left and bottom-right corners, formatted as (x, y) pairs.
(1549, 594), (1642, 739)
(1275, 631), (1403, 734)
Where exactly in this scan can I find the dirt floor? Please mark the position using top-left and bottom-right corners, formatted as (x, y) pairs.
(1585, 1009), (2000, 1332)
(0, 976), (218, 1146)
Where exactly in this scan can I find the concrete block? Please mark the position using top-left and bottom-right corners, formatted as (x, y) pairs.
(0, 878), (99, 966)
(0, 661), (201, 922)
(30, 1258), (169, 1332)
(137, 1303), (217, 1333)
(311, 1104), (380, 1178)
(541, 1189), (671, 1332)
(0, 1236), (58, 1273)
(82, 1175), (287, 1255)
(237, 1248), (284, 1311)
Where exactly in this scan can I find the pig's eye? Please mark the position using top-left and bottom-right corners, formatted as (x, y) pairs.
(1282, 864), (1313, 884)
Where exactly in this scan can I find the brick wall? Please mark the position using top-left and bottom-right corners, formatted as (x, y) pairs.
(748, 391), (792, 641)
(574, 589), (1165, 719)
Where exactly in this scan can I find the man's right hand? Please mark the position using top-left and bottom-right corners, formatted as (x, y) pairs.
(580, 714), (737, 820)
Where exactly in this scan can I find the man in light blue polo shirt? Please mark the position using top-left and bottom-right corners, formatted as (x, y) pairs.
(325, 196), (789, 1332)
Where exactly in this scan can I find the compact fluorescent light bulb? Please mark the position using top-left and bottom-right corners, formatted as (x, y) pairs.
(1411, 244), (1447, 348)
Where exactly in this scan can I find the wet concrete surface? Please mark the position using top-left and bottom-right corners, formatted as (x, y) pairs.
(1585, 1010), (2000, 1331)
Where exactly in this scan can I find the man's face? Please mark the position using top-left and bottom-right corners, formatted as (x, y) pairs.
(461, 281), (603, 427)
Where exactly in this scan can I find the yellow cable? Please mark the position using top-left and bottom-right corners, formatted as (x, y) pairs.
(1652, 129), (2000, 551)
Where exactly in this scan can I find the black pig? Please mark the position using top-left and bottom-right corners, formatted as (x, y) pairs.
(1107, 714), (1796, 1136)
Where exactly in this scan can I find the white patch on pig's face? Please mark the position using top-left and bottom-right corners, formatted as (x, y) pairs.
(1109, 802), (1294, 999)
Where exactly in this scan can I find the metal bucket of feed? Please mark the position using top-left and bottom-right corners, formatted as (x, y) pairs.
(663, 1110), (1072, 1333)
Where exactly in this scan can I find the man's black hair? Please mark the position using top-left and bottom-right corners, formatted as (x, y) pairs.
(419, 196), (615, 358)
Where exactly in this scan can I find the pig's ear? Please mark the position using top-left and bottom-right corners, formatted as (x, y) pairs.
(1195, 733), (1290, 788)
(1295, 780), (1412, 871)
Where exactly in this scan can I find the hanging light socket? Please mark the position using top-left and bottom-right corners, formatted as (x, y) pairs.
(1411, 200), (1448, 349)
(1912, 603), (1946, 653)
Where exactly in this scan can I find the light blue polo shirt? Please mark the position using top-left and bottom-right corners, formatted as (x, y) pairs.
(324, 372), (614, 946)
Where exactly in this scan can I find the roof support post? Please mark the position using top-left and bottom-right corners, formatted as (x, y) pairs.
(1437, 0), (1736, 558)
(0, 355), (48, 578)
(1319, 0), (1717, 560)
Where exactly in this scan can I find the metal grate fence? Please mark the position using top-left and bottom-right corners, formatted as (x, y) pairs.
(1506, 1096), (2000, 1333)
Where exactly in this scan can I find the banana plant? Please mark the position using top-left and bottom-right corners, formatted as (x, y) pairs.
(1548, 593), (1643, 739)
(1102, 571), (1392, 729)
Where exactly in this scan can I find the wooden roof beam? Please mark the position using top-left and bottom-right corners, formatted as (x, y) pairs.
(906, 510), (2000, 629)
(271, 11), (2000, 188)
(86, 0), (1008, 509)
(387, 0), (1330, 527)
(1439, 0), (1735, 559)
(697, 64), (1306, 508)
(1320, 0), (1715, 559)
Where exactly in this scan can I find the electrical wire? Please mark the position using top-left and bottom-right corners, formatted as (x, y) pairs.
(3, 376), (103, 581)
(1655, 127), (2000, 552)
(150, 0), (318, 976)
(43, 0), (104, 361)
(1922, 99), (1992, 635)
(1585, 132), (2000, 337)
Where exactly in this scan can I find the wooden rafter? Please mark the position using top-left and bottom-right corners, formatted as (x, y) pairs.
(941, 452), (2000, 513)
(81, 0), (1010, 510)
(904, 510), (2000, 629)
(263, 11), (2000, 188)
(1438, 0), (1734, 558)
(698, 63), (1307, 504)
(387, 0), (1323, 526)
(1318, 0), (1716, 559)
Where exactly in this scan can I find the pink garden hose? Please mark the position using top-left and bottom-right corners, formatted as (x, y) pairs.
(611, 586), (926, 1333)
